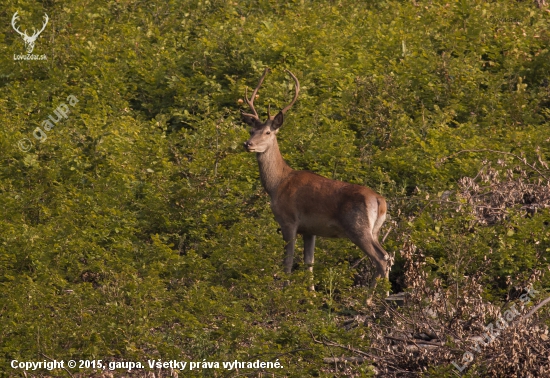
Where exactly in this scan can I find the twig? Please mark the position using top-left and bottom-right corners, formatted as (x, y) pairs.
(323, 357), (367, 363)
(309, 330), (415, 374)
(40, 353), (74, 378)
(384, 335), (443, 347)
(350, 254), (369, 270)
(309, 330), (373, 358)
(382, 225), (393, 243)
(438, 149), (549, 182)
(524, 296), (550, 319)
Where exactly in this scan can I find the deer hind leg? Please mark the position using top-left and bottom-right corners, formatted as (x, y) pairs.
(303, 234), (316, 291)
(371, 198), (390, 280)
(372, 240), (390, 280)
(349, 233), (389, 285)
(372, 197), (387, 241)
(344, 206), (389, 284)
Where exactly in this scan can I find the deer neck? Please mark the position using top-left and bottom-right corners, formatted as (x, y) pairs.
(256, 137), (292, 197)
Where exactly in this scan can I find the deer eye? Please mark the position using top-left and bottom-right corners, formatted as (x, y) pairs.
(266, 131), (271, 135)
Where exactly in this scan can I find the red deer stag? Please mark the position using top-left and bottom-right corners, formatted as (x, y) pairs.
(241, 68), (390, 289)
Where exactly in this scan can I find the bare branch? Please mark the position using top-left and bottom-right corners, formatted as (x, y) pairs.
(438, 149), (549, 182)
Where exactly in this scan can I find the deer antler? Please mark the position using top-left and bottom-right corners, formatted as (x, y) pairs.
(11, 12), (26, 37)
(11, 12), (49, 53)
(242, 68), (269, 120)
(11, 12), (49, 38)
(281, 70), (300, 115)
(30, 13), (49, 38)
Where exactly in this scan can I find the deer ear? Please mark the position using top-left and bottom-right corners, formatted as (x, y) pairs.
(241, 112), (263, 129)
(271, 111), (284, 130)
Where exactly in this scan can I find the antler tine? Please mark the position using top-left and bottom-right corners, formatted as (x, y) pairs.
(29, 13), (49, 38)
(37, 14), (49, 36)
(11, 12), (25, 37)
(244, 67), (269, 119)
(281, 70), (300, 115)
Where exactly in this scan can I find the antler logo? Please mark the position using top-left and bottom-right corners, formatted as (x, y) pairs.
(11, 12), (49, 54)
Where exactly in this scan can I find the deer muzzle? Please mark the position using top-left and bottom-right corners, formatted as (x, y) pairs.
(243, 140), (255, 152)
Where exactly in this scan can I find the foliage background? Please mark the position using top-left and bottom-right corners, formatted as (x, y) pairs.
(0, 0), (549, 376)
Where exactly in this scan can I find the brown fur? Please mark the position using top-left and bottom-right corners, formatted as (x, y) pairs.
(241, 69), (390, 288)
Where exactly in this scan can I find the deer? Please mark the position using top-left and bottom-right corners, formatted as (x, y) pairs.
(241, 68), (391, 290)
(11, 12), (49, 54)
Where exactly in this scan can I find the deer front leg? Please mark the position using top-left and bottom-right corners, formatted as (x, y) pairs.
(303, 234), (316, 291)
(281, 226), (297, 274)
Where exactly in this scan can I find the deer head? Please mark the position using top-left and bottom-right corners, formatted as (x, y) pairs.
(242, 68), (300, 153)
(12, 12), (49, 54)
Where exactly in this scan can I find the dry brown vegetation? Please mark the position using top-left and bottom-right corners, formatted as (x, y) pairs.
(318, 153), (550, 377)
